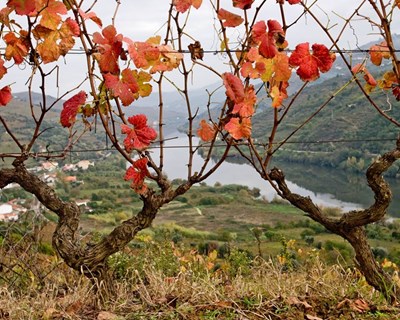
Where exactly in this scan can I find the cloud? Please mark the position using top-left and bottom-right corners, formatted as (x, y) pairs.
(6, 0), (399, 97)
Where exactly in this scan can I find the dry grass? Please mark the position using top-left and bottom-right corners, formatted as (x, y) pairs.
(1, 251), (399, 320)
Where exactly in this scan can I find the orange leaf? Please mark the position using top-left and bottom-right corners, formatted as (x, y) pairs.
(197, 119), (216, 142)
(378, 71), (397, 90)
(4, 31), (29, 64)
(222, 72), (244, 102)
(58, 18), (80, 56)
(232, 85), (257, 117)
(36, 28), (61, 63)
(269, 82), (288, 108)
(240, 61), (266, 79)
(217, 8), (244, 28)
(273, 52), (291, 82)
(36, 0), (67, 30)
(126, 38), (160, 69)
(0, 86), (12, 106)
(369, 42), (390, 66)
(0, 7), (12, 28)
(352, 63), (377, 89)
(224, 117), (251, 140)
(150, 44), (183, 73)
(173, 0), (202, 13)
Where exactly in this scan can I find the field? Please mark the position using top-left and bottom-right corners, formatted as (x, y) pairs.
(1, 156), (400, 319)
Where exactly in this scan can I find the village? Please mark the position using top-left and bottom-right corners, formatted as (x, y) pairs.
(0, 159), (94, 222)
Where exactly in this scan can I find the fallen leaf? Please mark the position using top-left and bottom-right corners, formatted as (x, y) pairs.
(287, 296), (312, 310)
(337, 298), (370, 313)
(305, 314), (323, 320)
(97, 311), (120, 320)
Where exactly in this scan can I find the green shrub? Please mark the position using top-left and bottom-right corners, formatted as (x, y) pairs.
(38, 242), (55, 255)
(227, 248), (253, 277)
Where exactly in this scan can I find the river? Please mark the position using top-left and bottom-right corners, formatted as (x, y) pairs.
(148, 134), (400, 217)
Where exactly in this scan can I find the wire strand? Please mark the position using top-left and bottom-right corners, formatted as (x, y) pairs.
(17, 136), (398, 155)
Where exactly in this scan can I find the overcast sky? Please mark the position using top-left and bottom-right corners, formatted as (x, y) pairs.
(7, 0), (400, 96)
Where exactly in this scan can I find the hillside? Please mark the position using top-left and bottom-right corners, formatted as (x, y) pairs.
(252, 74), (400, 174)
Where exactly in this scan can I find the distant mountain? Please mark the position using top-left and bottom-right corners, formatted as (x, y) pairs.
(13, 91), (65, 110)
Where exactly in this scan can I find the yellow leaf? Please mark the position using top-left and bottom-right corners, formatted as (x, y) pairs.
(208, 249), (218, 261)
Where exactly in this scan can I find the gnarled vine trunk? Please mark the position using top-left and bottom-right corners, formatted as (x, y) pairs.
(269, 138), (400, 303)
(0, 159), (191, 298)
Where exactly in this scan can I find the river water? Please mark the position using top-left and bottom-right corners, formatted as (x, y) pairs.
(148, 134), (400, 217)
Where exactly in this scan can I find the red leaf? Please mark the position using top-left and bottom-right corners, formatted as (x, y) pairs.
(197, 119), (216, 142)
(224, 117), (251, 140)
(124, 158), (150, 194)
(222, 72), (244, 102)
(267, 19), (284, 37)
(252, 21), (266, 42)
(287, 0), (301, 4)
(60, 91), (87, 128)
(259, 34), (278, 59)
(0, 86), (12, 106)
(251, 20), (284, 59)
(104, 68), (139, 106)
(217, 8), (244, 28)
(352, 63), (377, 86)
(289, 42), (335, 81)
(6, 0), (36, 15)
(78, 9), (102, 28)
(173, 0), (202, 13)
(233, 0), (254, 10)
(121, 114), (157, 152)
(93, 25), (123, 74)
(392, 85), (400, 101)
(0, 58), (7, 80)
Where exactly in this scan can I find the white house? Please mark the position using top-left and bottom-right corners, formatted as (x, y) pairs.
(0, 203), (18, 221)
(0, 202), (27, 222)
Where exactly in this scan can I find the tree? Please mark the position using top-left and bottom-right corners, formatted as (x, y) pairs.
(0, 0), (399, 303)
(0, 0), (232, 295)
(190, 0), (400, 302)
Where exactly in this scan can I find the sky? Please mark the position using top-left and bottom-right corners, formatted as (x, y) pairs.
(5, 0), (400, 97)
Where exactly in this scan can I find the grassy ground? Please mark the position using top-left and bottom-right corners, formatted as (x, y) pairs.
(2, 163), (400, 319)
(1, 237), (400, 320)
